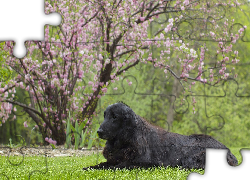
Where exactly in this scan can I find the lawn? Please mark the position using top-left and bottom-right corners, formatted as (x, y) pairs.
(0, 147), (242, 180)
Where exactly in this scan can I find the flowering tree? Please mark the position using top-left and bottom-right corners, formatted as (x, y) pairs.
(0, 0), (246, 145)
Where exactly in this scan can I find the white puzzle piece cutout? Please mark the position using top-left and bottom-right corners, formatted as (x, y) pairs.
(189, 149), (249, 180)
(0, 0), (61, 58)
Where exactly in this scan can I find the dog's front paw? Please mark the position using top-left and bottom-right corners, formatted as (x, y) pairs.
(82, 163), (109, 170)
(82, 167), (91, 170)
(82, 165), (99, 170)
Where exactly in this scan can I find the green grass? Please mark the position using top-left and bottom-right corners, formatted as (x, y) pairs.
(0, 148), (242, 180)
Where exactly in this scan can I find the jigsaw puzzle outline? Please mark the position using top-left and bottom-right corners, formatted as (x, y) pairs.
(0, 0), (250, 179)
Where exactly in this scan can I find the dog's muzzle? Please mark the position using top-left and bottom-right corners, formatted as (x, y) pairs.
(97, 128), (106, 139)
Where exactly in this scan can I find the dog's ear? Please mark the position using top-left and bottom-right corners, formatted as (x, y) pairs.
(122, 107), (137, 126)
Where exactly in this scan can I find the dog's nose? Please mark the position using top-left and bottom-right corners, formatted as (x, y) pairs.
(97, 128), (103, 136)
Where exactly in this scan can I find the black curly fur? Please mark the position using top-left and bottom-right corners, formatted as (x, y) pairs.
(117, 101), (130, 108)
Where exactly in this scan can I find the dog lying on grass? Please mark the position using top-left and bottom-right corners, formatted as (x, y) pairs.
(83, 102), (238, 170)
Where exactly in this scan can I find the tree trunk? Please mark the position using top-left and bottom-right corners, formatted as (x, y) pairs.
(52, 129), (66, 145)
(82, 63), (113, 120)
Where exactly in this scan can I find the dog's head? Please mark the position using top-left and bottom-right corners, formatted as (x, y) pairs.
(97, 102), (136, 140)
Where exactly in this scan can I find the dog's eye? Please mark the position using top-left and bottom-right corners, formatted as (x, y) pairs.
(112, 114), (116, 119)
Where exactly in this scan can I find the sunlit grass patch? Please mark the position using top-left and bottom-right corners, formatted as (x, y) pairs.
(3, 152), (234, 180)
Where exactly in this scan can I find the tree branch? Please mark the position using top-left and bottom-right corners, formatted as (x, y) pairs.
(24, 108), (43, 129)
(28, 91), (36, 109)
(116, 49), (137, 58)
(81, 8), (100, 27)
(116, 59), (140, 76)
(3, 80), (21, 93)
(4, 99), (42, 117)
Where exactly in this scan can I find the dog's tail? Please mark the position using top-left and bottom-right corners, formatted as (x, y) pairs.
(227, 150), (238, 166)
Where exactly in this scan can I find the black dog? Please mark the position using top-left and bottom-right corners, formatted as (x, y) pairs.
(83, 102), (238, 170)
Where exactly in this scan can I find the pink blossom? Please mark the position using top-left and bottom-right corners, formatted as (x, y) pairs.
(48, 138), (53, 144)
(24, 121), (28, 128)
(101, 88), (107, 93)
(88, 81), (93, 85)
(139, 17), (145, 21)
(183, 0), (189, 6)
(99, 54), (103, 60)
(224, 73), (229, 79)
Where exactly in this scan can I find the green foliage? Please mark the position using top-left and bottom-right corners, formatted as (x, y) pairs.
(5, 135), (27, 149)
(65, 112), (100, 150)
(0, 42), (12, 86)
(7, 138), (14, 148)
(0, 86), (44, 145)
(16, 135), (26, 147)
(65, 117), (71, 149)
(79, 126), (88, 148)
(87, 124), (100, 150)
(50, 144), (56, 149)
(70, 122), (79, 150)
(168, 4), (250, 147)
